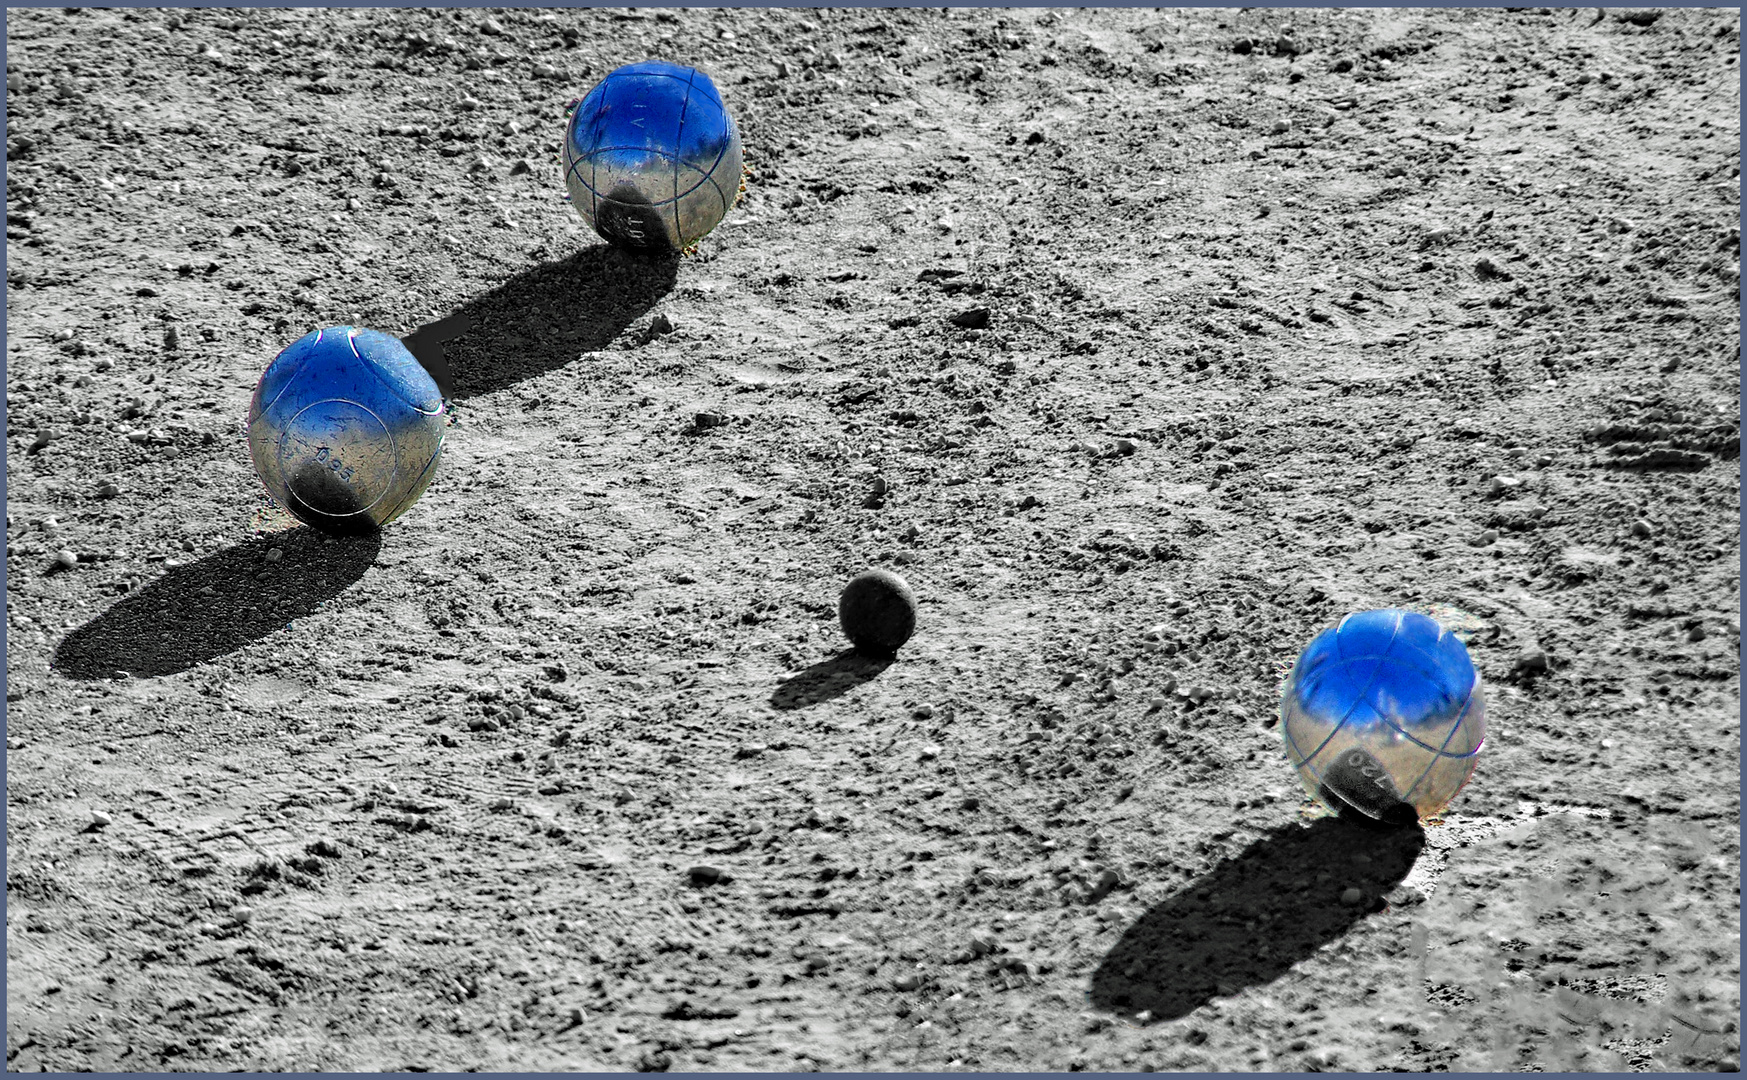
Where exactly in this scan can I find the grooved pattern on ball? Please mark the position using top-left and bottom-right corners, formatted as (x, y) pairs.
(838, 569), (918, 657)
(562, 60), (742, 251)
(247, 327), (446, 534)
(1280, 609), (1486, 821)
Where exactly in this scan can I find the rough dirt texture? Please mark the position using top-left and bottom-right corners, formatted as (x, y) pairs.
(6, 6), (1742, 1073)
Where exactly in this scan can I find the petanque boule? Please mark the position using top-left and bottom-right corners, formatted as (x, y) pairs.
(1279, 608), (1486, 825)
(561, 60), (745, 253)
(246, 326), (447, 535)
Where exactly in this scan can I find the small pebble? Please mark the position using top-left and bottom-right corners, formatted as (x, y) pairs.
(1485, 475), (1522, 498)
(90, 809), (112, 828)
(1474, 529), (1498, 546)
(1339, 886), (1362, 906)
(1515, 647), (1550, 674)
(264, 547), (283, 563)
(919, 744), (942, 760)
(1687, 625), (1707, 643)
(688, 864), (729, 886)
(53, 549), (78, 571)
(1631, 519), (1654, 538)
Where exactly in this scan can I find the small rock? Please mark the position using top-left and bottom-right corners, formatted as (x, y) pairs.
(509, 158), (534, 176)
(693, 411), (727, 431)
(949, 306), (991, 330)
(1339, 886), (1363, 906)
(264, 548), (283, 564)
(1473, 529), (1498, 546)
(1514, 647), (1550, 675)
(90, 809), (112, 828)
(1485, 475), (1523, 498)
(919, 744), (942, 760)
(1384, 884), (1425, 907)
(1114, 437), (1145, 456)
(735, 743), (767, 759)
(1631, 519), (1654, 538)
(1687, 624), (1707, 643)
(869, 475), (890, 497)
(53, 549), (78, 571)
(1232, 37), (1254, 54)
(688, 864), (730, 886)
(646, 312), (675, 338)
(912, 703), (934, 719)
(481, 16), (504, 34)
(893, 972), (923, 991)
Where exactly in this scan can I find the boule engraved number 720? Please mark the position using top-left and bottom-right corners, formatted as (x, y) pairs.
(1347, 750), (1395, 791)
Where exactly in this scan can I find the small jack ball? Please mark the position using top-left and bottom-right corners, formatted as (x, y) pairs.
(838, 569), (918, 658)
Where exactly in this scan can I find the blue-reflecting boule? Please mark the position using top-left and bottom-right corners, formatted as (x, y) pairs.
(246, 327), (446, 535)
(562, 60), (744, 252)
(1280, 609), (1486, 823)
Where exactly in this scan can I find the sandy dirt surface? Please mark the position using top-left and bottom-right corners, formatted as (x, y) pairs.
(5, 5), (1741, 1072)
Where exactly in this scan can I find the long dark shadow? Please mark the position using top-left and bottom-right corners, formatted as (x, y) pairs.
(53, 528), (380, 679)
(402, 243), (679, 401)
(770, 649), (893, 711)
(1090, 815), (1426, 1023)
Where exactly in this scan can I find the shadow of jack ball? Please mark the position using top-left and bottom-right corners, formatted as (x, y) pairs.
(562, 60), (744, 253)
(839, 569), (918, 658)
(1279, 608), (1486, 825)
(246, 327), (447, 535)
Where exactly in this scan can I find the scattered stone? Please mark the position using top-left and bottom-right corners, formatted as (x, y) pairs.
(1233, 37), (1254, 54)
(509, 158), (534, 176)
(688, 864), (731, 886)
(264, 547), (283, 564)
(919, 744), (942, 760)
(306, 839), (342, 859)
(1687, 624), (1707, 643)
(90, 809), (112, 828)
(1473, 529), (1498, 546)
(1631, 519), (1654, 538)
(1340, 886), (1363, 906)
(1475, 255), (1512, 281)
(693, 411), (727, 431)
(735, 743), (767, 759)
(52, 549), (78, 571)
(949, 306), (991, 330)
(1385, 884), (1425, 907)
(1514, 647), (1550, 675)
(893, 972), (923, 991)
(1485, 475), (1522, 498)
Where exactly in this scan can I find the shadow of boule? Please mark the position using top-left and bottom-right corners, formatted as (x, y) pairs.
(52, 527), (381, 679)
(403, 243), (680, 401)
(770, 649), (893, 711)
(1089, 814), (1426, 1024)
